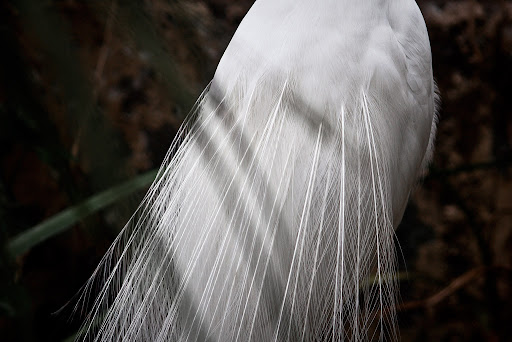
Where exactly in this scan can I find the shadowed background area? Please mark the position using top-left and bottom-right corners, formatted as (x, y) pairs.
(0, 0), (511, 341)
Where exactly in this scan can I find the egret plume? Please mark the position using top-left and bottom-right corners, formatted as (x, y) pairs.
(78, 0), (438, 341)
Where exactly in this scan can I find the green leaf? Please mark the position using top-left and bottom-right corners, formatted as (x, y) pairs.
(7, 170), (158, 258)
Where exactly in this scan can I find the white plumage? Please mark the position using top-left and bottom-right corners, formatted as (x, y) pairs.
(80, 0), (437, 341)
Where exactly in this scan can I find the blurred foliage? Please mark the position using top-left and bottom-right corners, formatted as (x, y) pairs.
(0, 0), (209, 340)
(0, 0), (511, 341)
(7, 169), (157, 258)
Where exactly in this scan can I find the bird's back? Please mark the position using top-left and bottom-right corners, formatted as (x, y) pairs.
(214, 0), (436, 224)
(82, 1), (437, 341)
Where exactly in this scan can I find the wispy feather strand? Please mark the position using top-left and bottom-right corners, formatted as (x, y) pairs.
(76, 71), (407, 341)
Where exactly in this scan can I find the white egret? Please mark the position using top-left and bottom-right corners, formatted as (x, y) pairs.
(80, 0), (438, 341)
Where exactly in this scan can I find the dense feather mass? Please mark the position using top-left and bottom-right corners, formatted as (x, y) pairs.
(79, 0), (437, 341)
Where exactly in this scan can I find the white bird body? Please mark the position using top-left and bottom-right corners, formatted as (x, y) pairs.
(216, 0), (436, 222)
(82, 1), (437, 341)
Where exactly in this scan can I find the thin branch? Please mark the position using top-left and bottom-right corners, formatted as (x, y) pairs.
(398, 265), (512, 312)
(424, 158), (512, 180)
(95, 0), (117, 83)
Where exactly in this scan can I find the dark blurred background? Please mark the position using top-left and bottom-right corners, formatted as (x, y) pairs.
(0, 0), (511, 341)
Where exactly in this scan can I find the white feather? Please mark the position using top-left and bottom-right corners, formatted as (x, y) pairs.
(79, 0), (437, 341)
